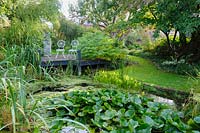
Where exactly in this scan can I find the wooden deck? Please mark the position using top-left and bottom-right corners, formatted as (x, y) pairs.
(40, 54), (77, 67)
(41, 54), (76, 62)
(40, 51), (109, 75)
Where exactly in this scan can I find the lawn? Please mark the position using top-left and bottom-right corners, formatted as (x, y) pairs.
(123, 56), (199, 92)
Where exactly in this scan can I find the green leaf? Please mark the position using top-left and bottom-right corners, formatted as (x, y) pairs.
(110, 130), (118, 133)
(56, 109), (66, 117)
(91, 119), (102, 127)
(128, 119), (138, 129)
(93, 104), (103, 112)
(194, 116), (200, 124)
(117, 108), (126, 117)
(136, 123), (152, 133)
(101, 109), (117, 120)
(147, 102), (159, 111)
(104, 102), (112, 109)
(103, 122), (108, 128)
(133, 96), (141, 105)
(82, 106), (94, 114)
(160, 109), (172, 120)
(125, 110), (135, 118)
(192, 131), (200, 133)
(143, 116), (155, 126)
(120, 118), (129, 127)
(78, 112), (85, 117)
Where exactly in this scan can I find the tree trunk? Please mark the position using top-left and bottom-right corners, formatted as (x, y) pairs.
(179, 32), (187, 46)
(163, 32), (171, 48)
(172, 30), (177, 44)
(188, 28), (200, 62)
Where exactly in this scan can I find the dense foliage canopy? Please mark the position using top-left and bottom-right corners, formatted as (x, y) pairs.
(70, 0), (153, 39)
(137, 0), (200, 60)
(71, 0), (200, 61)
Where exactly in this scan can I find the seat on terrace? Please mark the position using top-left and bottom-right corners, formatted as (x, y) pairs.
(69, 40), (79, 57)
(56, 40), (65, 58)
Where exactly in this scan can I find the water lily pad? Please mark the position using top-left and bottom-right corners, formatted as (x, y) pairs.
(194, 116), (200, 124)
(128, 119), (138, 129)
(125, 110), (135, 118)
(101, 109), (117, 120)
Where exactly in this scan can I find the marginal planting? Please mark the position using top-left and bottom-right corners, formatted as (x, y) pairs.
(94, 70), (141, 91)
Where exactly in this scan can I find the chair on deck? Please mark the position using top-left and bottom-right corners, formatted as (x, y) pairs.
(69, 40), (79, 57)
(56, 40), (65, 58)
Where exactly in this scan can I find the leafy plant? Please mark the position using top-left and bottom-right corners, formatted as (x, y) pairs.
(45, 89), (198, 132)
(161, 58), (199, 76)
(77, 31), (126, 61)
(94, 70), (141, 91)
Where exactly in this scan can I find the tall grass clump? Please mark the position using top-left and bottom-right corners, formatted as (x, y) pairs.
(0, 60), (52, 132)
(0, 63), (29, 132)
(0, 50), (57, 132)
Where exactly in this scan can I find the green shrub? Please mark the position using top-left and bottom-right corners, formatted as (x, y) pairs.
(161, 58), (199, 76)
(77, 31), (126, 61)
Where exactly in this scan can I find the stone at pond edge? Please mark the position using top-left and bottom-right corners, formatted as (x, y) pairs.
(61, 126), (88, 133)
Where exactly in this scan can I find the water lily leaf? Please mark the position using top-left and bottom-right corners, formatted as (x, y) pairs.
(194, 116), (200, 124)
(136, 123), (152, 133)
(143, 116), (155, 126)
(120, 118), (128, 127)
(92, 96), (100, 101)
(125, 110), (135, 118)
(117, 108), (126, 117)
(101, 109), (117, 120)
(128, 119), (138, 129)
(133, 96), (141, 105)
(160, 109), (172, 120)
(94, 111), (101, 122)
(147, 102), (159, 111)
(91, 119), (102, 127)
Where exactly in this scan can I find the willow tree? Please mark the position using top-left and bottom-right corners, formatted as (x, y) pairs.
(0, 0), (60, 46)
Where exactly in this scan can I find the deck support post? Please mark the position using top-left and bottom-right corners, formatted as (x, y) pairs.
(77, 50), (82, 76)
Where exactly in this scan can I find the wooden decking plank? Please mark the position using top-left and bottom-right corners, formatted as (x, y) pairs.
(41, 54), (76, 62)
